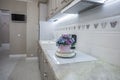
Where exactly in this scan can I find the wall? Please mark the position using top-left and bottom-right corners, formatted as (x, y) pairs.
(0, 11), (10, 43)
(0, 11), (2, 47)
(26, 0), (39, 56)
(39, 3), (54, 40)
(55, 0), (120, 66)
(0, 0), (27, 54)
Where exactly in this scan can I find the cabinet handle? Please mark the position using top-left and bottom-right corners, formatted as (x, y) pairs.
(55, 7), (58, 11)
(50, 12), (54, 15)
(50, 11), (53, 15)
(44, 59), (48, 63)
(61, 0), (67, 4)
(43, 73), (47, 77)
(50, 9), (54, 15)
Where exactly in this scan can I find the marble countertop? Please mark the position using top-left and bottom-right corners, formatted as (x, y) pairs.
(39, 41), (120, 80)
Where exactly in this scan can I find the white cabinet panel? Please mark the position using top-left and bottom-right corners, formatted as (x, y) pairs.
(47, 0), (73, 20)
(38, 45), (56, 80)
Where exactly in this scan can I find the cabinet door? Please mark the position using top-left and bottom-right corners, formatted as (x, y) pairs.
(58, 0), (63, 11)
(40, 52), (43, 73)
(38, 49), (57, 80)
(40, 52), (45, 80)
(54, 0), (57, 12)
(60, 0), (73, 10)
(53, 0), (56, 12)
(47, 0), (50, 18)
(47, 0), (73, 19)
(38, 45), (43, 72)
(55, 0), (61, 13)
(37, 46), (41, 70)
(48, 0), (52, 18)
(43, 55), (49, 80)
(47, 0), (53, 18)
(51, 0), (55, 16)
(48, 65), (56, 80)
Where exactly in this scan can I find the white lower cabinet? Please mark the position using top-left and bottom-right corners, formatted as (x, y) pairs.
(38, 45), (56, 80)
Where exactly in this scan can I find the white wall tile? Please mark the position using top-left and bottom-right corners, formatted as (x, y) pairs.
(55, 16), (120, 66)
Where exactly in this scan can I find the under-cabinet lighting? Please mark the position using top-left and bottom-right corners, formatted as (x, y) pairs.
(92, 0), (108, 3)
(53, 14), (78, 24)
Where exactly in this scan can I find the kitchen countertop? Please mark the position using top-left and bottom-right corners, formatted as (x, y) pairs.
(39, 40), (120, 80)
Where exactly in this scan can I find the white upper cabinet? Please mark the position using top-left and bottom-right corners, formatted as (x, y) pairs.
(47, 0), (73, 20)
(60, 0), (73, 9)
(47, 0), (52, 18)
(47, 0), (104, 20)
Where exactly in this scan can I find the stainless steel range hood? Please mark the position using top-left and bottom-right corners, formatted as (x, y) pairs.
(61, 0), (105, 14)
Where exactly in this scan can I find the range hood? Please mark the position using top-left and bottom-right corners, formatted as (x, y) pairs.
(61, 0), (105, 14)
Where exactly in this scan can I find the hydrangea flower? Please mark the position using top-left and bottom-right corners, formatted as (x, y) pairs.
(56, 34), (75, 46)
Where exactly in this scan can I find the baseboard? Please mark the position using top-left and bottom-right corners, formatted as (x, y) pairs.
(9, 54), (27, 58)
(26, 57), (38, 60)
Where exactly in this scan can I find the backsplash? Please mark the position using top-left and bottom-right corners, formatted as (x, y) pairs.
(55, 16), (120, 32)
(55, 15), (120, 67)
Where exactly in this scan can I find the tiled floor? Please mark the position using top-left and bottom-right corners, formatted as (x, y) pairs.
(0, 50), (41, 80)
(0, 50), (18, 80)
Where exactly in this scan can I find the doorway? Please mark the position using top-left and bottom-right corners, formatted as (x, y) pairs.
(0, 10), (10, 50)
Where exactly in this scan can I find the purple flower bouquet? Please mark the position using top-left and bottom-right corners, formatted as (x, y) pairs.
(56, 34), (75, 53)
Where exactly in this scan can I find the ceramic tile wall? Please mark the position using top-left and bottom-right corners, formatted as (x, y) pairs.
(40, 4), (55, 40)
(55, 15), (120, 67)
